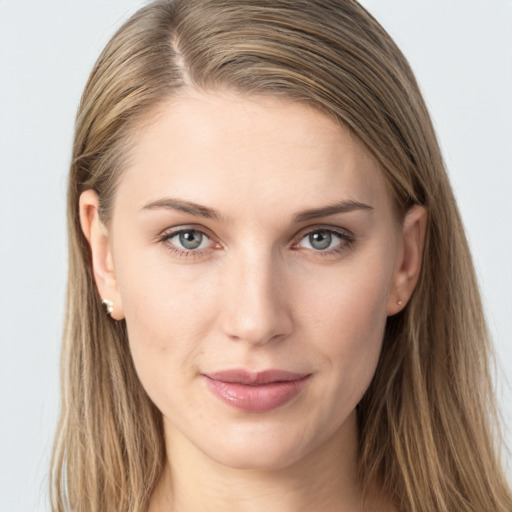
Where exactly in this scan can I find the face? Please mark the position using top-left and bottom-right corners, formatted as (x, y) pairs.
(83, 91), (421, 471)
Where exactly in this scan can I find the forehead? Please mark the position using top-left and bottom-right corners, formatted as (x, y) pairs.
(116, 91), (391, 221)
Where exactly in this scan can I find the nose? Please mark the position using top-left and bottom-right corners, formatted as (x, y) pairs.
(218, 249), (293, 346)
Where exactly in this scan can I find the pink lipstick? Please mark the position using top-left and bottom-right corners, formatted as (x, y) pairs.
(204, 369), (311, 412)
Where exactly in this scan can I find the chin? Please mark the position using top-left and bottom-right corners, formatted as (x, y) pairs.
(206, 441), (306, 471)
(193, 419), (320, 471)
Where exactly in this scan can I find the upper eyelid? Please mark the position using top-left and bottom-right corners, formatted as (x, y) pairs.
(158, 225), (213, 240)
(293, 225), (354, 241)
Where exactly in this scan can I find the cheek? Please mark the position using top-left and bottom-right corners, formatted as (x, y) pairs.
(113, 246), (221, 398)
(302, 256), (390, 341)
(116, 238), (218, 334)
(297, 255), (392, 393)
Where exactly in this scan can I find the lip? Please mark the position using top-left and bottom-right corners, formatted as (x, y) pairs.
(203, 369), (311, 412)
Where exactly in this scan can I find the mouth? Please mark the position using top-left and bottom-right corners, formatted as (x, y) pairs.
(203, 369), (312, 412)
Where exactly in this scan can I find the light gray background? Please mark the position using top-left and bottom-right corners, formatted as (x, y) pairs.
(0, 1), (511, 510)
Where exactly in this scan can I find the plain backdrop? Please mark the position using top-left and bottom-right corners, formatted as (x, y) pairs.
(0, 1), (511, 510)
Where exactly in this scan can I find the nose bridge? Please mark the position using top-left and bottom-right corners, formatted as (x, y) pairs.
(219, 244), (291, 345)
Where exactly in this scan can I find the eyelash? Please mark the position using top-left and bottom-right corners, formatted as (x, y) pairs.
(157, 225), (355, 259)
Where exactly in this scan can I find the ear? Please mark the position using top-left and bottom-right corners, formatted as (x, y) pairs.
(387, 205), (427, 316)
(79, 189), (124, 320)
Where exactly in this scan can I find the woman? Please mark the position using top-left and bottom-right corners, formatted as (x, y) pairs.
(51, 1), (512, 511)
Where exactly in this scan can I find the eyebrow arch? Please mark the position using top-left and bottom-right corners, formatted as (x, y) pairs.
(293, 200), (374, 223)
(141, 197), (373, 223)
(141, 197), (225, 221)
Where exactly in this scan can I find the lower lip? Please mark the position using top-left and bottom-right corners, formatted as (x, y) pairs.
(204, 375), (311, 412)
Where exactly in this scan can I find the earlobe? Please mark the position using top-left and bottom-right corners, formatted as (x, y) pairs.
(387, 205), (427, 316)
(79, 190), (124, 320)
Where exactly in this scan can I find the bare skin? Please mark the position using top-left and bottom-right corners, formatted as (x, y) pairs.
(80, 91), (425, 512)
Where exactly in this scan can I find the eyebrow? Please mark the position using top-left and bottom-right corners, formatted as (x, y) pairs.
(141, 197), (374, 223)
(141, 198), (225, 221)
(292, 200), (374, 222)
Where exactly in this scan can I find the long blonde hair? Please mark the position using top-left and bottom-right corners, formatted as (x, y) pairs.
(51, 1), (512, 511)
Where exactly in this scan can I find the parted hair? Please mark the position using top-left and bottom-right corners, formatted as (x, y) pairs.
(51, 1), (512, 511)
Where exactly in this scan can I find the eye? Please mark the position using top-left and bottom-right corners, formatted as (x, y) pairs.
(295, 228), (352, 252)
(166, 229), (212, 251)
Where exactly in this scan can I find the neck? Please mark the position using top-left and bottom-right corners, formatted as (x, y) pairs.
(148, 411), (387, 512)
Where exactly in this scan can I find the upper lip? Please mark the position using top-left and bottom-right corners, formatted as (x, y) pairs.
(204, 369), (310, 385)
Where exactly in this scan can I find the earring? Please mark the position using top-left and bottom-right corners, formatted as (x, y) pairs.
(101, 298), (114, 316)
(397, 299), (403, 306)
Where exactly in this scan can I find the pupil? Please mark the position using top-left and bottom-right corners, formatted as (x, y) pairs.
(309, 231), (331, 250)
(179, 231), (202, 249)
